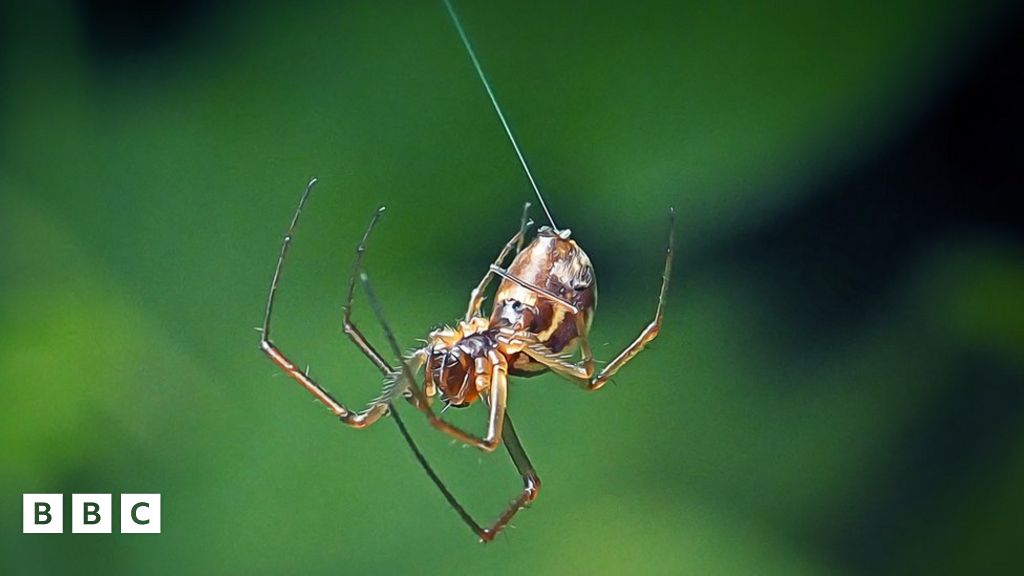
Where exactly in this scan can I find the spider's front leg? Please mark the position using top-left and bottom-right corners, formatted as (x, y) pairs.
(259, 179), (390, 428)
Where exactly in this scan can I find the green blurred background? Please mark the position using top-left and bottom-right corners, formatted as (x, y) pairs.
(2, 0), (1022, 574)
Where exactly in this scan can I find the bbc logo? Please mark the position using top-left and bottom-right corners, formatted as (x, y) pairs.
(23, 494), (161, 534)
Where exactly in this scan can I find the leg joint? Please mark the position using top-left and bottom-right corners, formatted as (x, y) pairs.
(524, 473), (541, 501)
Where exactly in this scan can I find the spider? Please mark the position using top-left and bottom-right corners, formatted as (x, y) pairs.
(258, 0), (676, 542)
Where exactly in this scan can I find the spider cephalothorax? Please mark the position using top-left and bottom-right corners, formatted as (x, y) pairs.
(423, 318), (525, 408)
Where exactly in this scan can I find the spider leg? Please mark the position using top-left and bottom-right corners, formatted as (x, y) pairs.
(464, 202), (533, 321)
(341, 205), (393, 375)
(259, 178), (389, 428)
(478, 410), (541, 542)
(389, 405), (485, 536)
(389, 402), (539, 543)
(523, 208), (676, 390)
(514, 201), (532, 254)
(482, 350), (510, 445)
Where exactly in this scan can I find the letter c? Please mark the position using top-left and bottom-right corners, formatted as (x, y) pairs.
(131, 502), (150, 525)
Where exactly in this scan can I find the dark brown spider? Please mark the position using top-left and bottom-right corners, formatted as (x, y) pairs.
(258, 0), (675, 542)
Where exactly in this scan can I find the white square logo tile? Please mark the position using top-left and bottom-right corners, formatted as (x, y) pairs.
(120, 493), (161, 534)
(71, 493), (112, 533)
(23, 494), (63, 534)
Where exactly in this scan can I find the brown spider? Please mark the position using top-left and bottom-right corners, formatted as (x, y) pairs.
(258, 0), (676, 542)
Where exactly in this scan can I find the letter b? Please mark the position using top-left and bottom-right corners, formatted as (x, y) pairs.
(85, 502), (101, 524)
(36, 502), (51, 524)
(23, 494), (63, 533)
(72, 494), (112, 533)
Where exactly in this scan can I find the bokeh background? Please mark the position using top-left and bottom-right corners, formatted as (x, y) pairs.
(2, 0), (1022, 574)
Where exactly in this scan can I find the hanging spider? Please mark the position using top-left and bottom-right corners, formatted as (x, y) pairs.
(259, 0), (676, 542)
